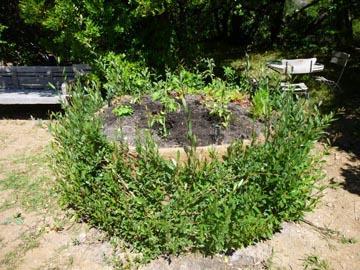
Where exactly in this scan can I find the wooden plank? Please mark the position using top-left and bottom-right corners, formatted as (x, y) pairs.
(17, 77), (64, 83)
(0, 65), (90, 73)
(1, 79), (65, 90)
(0, 77), (16, 88)
(15, 66), (74, 73)
(12, 69), (19, 89)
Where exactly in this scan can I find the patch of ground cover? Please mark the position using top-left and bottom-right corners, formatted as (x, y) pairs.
(102, 95), (261, 147)
(228, 51), (284, 81)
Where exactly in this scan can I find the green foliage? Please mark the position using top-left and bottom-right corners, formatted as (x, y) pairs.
(251, 81), (271, 120)
(353, 18), (360, 41)
(303, 254), (331, 270)
(112, 105), (134, 118)
(0, 24), (7, 45)
(205, 79), (232, 128)
(147, 111), (169, 137)
(1, 0), (358, 65)
(20, 0), (133, 62)
(0, 1), (49, 64)
(280, 0), (359, 53)
(99, 57), (248, 129)
(51, 80), (332, 263)
(98, 53), (152, 99)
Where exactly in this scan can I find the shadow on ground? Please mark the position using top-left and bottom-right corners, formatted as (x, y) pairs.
(0, 104), (62, 119)
(326, 50), (360, 195)
(341, 163), (360, 195)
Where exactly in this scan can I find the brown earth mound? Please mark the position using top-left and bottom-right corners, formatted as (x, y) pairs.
(101, 95), (262, 148)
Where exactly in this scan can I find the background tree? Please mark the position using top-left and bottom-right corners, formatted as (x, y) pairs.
(0, 0), (358, 66)
(0, 0), (48, 64)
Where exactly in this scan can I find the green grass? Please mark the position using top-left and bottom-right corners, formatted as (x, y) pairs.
(229, 51), (283, 81)
(0, 236), (4, 247)
(0, 200), (16, 212)
(303, 254), (331, 270)
(0, 151), (59, 269)
(340, 235), (357, 244)
(0, 153), (57, 212)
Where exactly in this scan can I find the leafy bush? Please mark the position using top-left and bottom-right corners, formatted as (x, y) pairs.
(98, 53), (152, 99)
(51, 76), (332, 264)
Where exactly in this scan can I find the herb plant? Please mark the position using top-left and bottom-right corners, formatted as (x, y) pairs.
(112, 105), (134, 118)
(251, 79), (271, 120)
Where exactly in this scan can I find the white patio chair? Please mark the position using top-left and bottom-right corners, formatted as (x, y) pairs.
(281, 58), (317, 75)
(279, 58), (316, 98)
(315, 51), (350, 91)
(268, 58), (324, 75)
(280, 82), (309, 98)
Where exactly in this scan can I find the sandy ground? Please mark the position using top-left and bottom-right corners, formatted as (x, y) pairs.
(0, 119), (359, 270)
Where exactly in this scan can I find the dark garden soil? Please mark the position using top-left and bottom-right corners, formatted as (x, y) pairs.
(101, 95), (262, 147)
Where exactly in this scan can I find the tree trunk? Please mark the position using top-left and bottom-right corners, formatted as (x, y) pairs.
(336, 0), (353, 48)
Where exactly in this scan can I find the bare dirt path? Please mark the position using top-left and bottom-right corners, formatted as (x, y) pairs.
(0, 120), (113, 270)
(0, 119), (359, 270)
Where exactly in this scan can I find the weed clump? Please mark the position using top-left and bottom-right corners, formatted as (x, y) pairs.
(50, 81), (332, 263)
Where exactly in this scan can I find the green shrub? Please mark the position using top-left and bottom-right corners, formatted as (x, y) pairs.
(98, 53), (152, 99)
(51, 77), (332, 264)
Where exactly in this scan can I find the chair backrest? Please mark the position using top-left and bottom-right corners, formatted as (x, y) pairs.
(330, 51), (350, 84)
(330, 51), (350, 67)
(281, 58), (317, 74)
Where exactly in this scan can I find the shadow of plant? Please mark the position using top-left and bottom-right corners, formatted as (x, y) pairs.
(0, 104), (62, 120)
(324, 49), (360, 196)
(341, 162), (360, 196)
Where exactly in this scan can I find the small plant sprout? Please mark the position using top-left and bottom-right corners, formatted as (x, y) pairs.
(112, 105), (134, 117)
(251, 82), (271, 120)
(303, 254), (331, 270)
(206, 82), (232, 128)
(148, 111), (169, 137)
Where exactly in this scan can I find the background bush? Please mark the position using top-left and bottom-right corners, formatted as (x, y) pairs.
(1, 1), (358, 66)
(51, 81), (332, 262)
